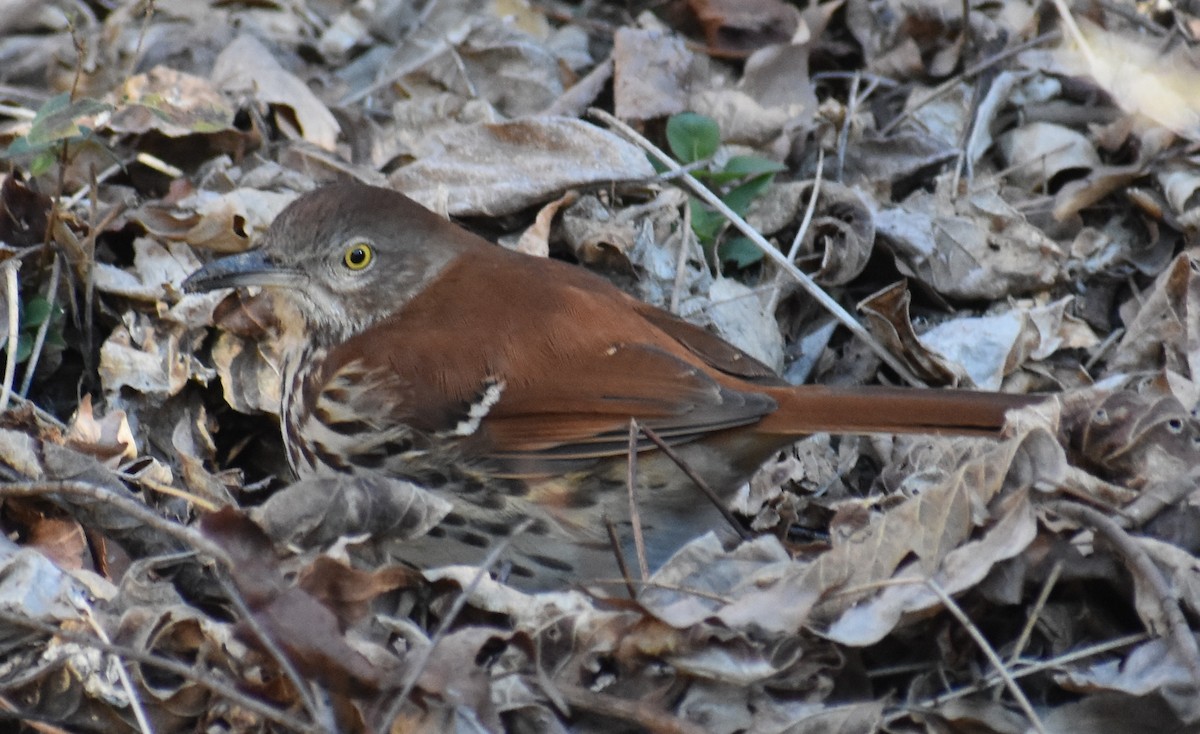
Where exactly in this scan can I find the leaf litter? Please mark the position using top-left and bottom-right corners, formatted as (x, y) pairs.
(1, 0), (1200, 731)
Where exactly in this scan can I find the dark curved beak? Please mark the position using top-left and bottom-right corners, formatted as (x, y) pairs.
(182, 250), (304, 293)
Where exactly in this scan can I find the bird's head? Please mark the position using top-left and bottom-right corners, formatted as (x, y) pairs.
(183, 184), (469, 345)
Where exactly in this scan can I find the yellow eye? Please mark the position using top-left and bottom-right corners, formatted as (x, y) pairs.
(342, 243), (373, 271)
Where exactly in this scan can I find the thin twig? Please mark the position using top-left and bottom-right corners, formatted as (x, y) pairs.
(922, 632), (1147, 708)
(0, 260), (21, 413)
(0, 480), (233, 568)
(925, 579), (1048, 734)
(879, 31), (1061, 136)
(0, 610), (319, 733)
(766, 149), (825, 313)
(999, 560), (1062, 700)
(635, 423), (750, 541)
(20, 253), (61, 397)
(604, 516), (638, 599)
(215, 573), (329, 728)
(1045, 499), (1200, 685)
(626, 419), (650, 581)
(77, 598), (154, 734)
(592, 108), (927, 387)
(670, 201), (694, 313)
(555, 682), (709, 734)
(379, 518), (534, 729)
(835, 72), (860, 182)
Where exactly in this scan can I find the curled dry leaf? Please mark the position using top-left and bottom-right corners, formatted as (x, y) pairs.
(750, 181), (876, 287)
(64, 394), (135, 467)
(133, 188), (298, 254)
(996, 121), (1102, 192)
(798, 183), (875, 286)
(1068, 388), (1200, 492)
(207, 291), (300, 416)
(514, 190), (578, 258)
(123, 605), (236, 717)
(1109, 254), (1200, 407)
(99, 313), (190, 399)
(211, 35), (341, 151)
(918, 296), (1100, 390)
(857, 282), (965, 386)
(557, 193), (640, 268)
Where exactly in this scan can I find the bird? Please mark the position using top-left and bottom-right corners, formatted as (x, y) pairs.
(183, 183), (1041, 591)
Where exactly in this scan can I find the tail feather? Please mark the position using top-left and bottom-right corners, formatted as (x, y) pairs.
(758, 385), (1040, 437)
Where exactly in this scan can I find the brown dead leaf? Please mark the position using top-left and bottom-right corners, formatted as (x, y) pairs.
(250, 473), (452, 549)
(687, 0), (800, 58)
(798, 182), (875, 286)
(133, 188), (297, 254)
(1069, 388), (1200, 492)
(416, 15), (563, 118)
(211, 35), (341, 152)
(515, 190), (578, 257)
(109, 66), (234, 138)
(612, 27), (695, 121)
(199, 507), (390, 695)
(917, 296), (1099, 390)
(91, 238), (202, 302)
(0, 175), (50, 248)
(876, 172), (1066, 299)
(99, 313), (190, 399)
(1109, 254), (1200, 407)
(558, 193), (640, 268)
(996, 121), (1102, 192)
(64, 395), (135, 467)
(858, 282), (965, 386)
(687, 427), (1065, 636)
(388, 117), (655, 216)
(1058, 640), (1200, 724)
(736, 1), (839, 121)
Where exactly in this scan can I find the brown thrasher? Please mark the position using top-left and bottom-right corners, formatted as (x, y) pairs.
(184, 183), (1040, 589)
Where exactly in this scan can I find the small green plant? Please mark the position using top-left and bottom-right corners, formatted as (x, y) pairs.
(4, 296), (67, 365)
(663, 112), (786, 269)
(4, 92), (112, 176)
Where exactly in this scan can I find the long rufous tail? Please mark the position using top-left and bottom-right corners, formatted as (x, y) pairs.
(758, 385), (1041, 437)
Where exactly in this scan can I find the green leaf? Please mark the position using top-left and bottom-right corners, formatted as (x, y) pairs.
(29, 150), (58, 176)
(721, 174), (775, 216)
(667, 113), (720, 164)
(718, 236), (765, 268)
(708, 155), (787, 184)
(44, 330), (67, 350)
(689, 199), (726, 242)
(25, 93), (111, 146)
(14, 333), (31, 364)
(23, 297), (53, 328)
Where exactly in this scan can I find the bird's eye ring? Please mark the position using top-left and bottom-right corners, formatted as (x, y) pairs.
(342, 243), (373, 271)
